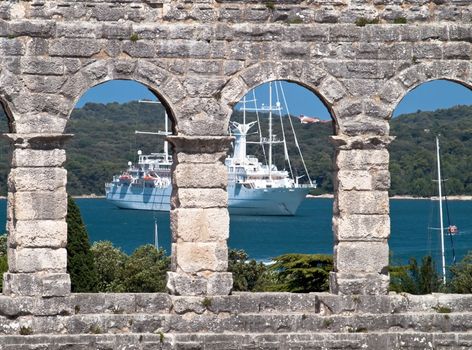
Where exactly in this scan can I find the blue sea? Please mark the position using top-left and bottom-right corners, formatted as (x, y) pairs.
(1, 198), (472, 266)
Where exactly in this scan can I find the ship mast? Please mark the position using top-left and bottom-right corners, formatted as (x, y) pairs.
(138, 100), (170, 162)
(243, 96), (246, 125)
(436, 136), (446, 284)
(268, 82), (273, 181)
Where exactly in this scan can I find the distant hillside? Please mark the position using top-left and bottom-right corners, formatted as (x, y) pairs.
(0, 102), (471, 197)
(389, 105), (472, 196)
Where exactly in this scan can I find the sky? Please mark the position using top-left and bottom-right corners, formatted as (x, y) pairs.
(76, 79), (472, 119)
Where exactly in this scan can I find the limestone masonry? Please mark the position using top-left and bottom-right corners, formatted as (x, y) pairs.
(0, 0), (471, 348)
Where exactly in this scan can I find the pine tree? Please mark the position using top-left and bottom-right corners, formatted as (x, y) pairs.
(66, 196), (98, 292)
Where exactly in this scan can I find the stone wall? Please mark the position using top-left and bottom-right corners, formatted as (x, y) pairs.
(1, 293), (472, 349)
(0, 0), (471, 297)
(0, 0), (471, 347)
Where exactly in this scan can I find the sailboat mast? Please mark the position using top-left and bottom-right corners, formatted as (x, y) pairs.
(154, 217), (159, 249)
(436, 136), (446, 284)
(268, 82), (273, 181)
(164, 111), (169, 162)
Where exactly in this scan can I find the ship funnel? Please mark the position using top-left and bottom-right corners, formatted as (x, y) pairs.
(230, 121), (257, 162)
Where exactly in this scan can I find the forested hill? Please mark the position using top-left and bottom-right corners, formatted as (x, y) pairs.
(389, 105), (472, 196)
(0, 102), (471, 197)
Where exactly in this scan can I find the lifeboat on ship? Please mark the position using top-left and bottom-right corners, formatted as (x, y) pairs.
(119, 173), (133, 184)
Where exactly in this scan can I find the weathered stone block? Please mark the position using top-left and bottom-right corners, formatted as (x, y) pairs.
(172, 188), (228, 209)
(336, 170), (372, 191)
(318, 76), (346, 103)
(56, 22), (98, 39)
(334, 241), (389, 274)
(0, 37), (25, 56)
(207, 272), (233, 295)
(173, 163), (227, 188)
(23, 75), (67, 94)
(172, 296), (207, 314)
(168, 136), (233, 156)
(8, 247), (67, 273)
(11, 149), (66, 168)
(371, 169), (390, 190)
(167, 271), (232, 296)
(8, 220), (67, 248)
(21, 57), (65, 76)
(122, 41), (156, 58)
(336, 190), (389, 215)
(220, 76), (247, 105)
(8, 168), (66, 192)
(174, 242), (228, 273)
(134, 294), (173, 313)
(333, 214), (390, 240)
(2, 272), (70, 297)
(9, 20), (55, 38)
(171, 208), (229, 242)
(174, 151), (228, 164)
(11, 189), (67, 220)
(335, 149), (389, 171)
(329, 271), (389, 295)
(49, 39), (101, 57)
(70, 293), (136, 315)
(166, 271), (208, 296)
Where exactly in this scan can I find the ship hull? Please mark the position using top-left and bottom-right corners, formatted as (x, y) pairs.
(106, 184), (172, 211)
(106, 183), (308, 216)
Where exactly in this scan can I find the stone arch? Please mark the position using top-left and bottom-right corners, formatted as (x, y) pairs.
(220, 61), (346, 134)
(0, 99), (17, 134)
(0, 68), (26, 134)
(60, 59), (181, 133)
(380, 61), (472, 120)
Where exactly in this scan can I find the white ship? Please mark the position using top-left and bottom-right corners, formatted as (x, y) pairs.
(105, 82), (316, 215)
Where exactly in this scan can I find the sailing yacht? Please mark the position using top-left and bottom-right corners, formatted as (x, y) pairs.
(434, 136), (458, 284)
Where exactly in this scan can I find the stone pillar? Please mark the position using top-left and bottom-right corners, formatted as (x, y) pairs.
(330, 135), (394, 295)
(166, 135), (233, 296)
(2, 133), (71, 297)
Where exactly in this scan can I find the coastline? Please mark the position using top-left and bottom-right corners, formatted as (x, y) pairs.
(307, 194), (472, 201)
(72, 194), (106, 199)
(1, 193), (471, 201)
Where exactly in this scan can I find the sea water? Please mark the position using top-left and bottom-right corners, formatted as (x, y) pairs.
(0, 198), (471, 266)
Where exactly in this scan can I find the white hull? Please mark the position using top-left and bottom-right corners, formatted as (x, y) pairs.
(106, 183), (308, 216)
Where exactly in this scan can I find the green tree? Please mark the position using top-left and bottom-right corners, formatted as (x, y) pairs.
(90, 241), (127, 292)
(119, 245), (170, 292)
(0, 233), (7, 292)
(66, 197), (99, 292)
(270, 253), (333, 293)
(0, 233), (6, 255)
(448, 251), (472, 293)
(0, 255), (6, 292)
(228, 249), (268, 291)
(390, 256), (441, 294)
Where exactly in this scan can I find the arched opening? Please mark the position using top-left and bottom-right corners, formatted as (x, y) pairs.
(65, 79), (174, 293)
(226, 80), (336, 292)
(389, 79), (472, 294)
(0, 101), (14, 294)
